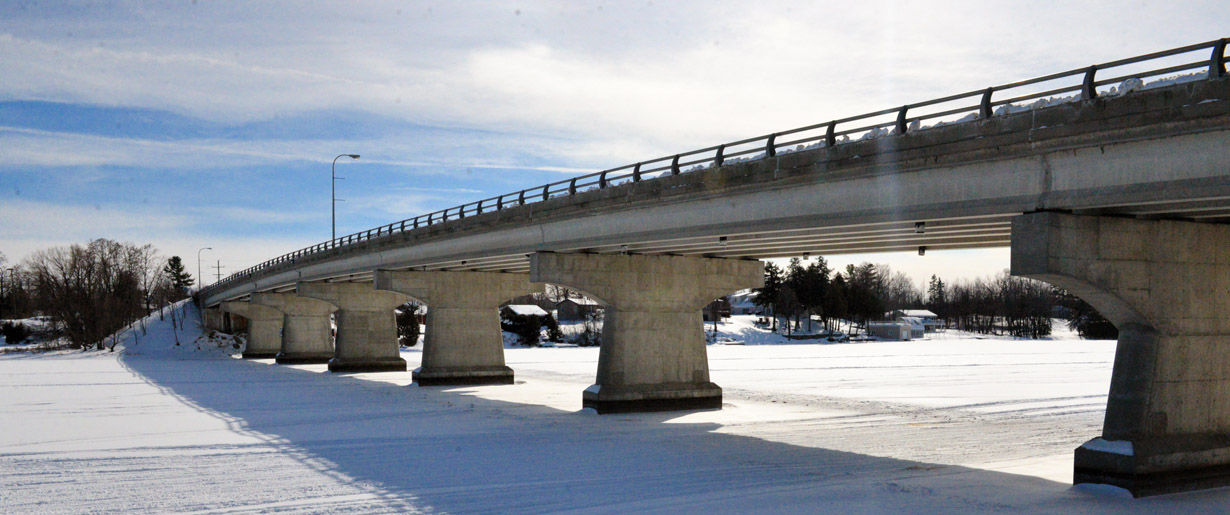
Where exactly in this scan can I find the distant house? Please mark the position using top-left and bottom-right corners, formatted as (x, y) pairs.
(889, 309), (942, 332)
(557, 298), (601, 321)
(501, 304), (549, 319)
(703, 296), (732, 322)
(728, 291), (760, 315)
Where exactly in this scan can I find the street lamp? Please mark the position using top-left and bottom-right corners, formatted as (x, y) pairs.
(332, 153), (360, 241)
(197, 247), (212, 290)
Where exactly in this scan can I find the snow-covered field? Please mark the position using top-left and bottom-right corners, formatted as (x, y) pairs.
(3, 306), (1229, 513)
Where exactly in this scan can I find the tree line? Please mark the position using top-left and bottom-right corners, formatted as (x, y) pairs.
(751, 258), (1115, 339)
(0, 240), (195, 349)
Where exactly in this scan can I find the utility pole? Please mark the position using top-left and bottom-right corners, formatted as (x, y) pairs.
(212, 260), (226, 284)
(332, 153), (360, 241)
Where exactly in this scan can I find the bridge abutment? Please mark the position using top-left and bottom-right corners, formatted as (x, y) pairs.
(297, 282), (409, 373)
(251, 292), (337, 365)
(221, 301), (284, 359)
(530, 252), (763, 414)
(375, 270), (541, 386)
(1012, 212), (1230, 497)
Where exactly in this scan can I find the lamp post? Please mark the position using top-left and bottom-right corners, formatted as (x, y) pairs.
(332, 154), (360, 241)
(197, 247), (212, 291)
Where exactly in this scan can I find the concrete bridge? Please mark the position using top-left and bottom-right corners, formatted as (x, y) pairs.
(199, 40), (1230, 496)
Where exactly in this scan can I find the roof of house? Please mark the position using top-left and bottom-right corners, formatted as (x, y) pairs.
(503, 304), (549, 317)
(896, 309), (938, 318)
(558, 297), (601, 306)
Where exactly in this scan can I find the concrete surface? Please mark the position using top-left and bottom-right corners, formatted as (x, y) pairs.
(1012, 212), (1230, 496)
(251, 292), (337, 365)
(374, 270), (541, 385)
(297, 282), (409, 373)
(530, 252), (763, 413)
(220, 301), (284, 359)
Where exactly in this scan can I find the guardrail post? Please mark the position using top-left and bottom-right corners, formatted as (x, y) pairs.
(569, 178), (577, 195)
(519, 190), (526, 206)
(1082, 65), (1098, 101)
(714, 144), (725, 167)
(825, 121), (836, 147)
(542, 184), (549, 201)
(1212, 38), (1228, 79)
(632, 162), (642, 182)
(497, 196), (504, 210)
(476, 201), (483, 215)
(671, 154), (681, 175)
(413, 217), (420, 229)
(980, 87), (994, 119)
(765, 134), (777, 157)
(599, 171), (608, 188)
(896, 105), (909, 134)
(428, 213), (433, 225)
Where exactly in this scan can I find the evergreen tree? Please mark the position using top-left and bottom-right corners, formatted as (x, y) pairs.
(926, 275), (947, 322)
(162, 256), (195, 296)
(752, 262), (784, 331)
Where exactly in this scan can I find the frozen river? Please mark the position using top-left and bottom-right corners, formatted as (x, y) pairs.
(2, 307), (1228, 513)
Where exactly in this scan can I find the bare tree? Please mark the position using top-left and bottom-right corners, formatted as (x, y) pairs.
(24, 239), (162, 350)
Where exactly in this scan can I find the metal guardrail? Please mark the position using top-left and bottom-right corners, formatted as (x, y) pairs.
(200, 38), (1228, 298)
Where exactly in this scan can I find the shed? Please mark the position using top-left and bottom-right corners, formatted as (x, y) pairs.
(867, 321), (912, 341)
(557, 297), (601, 321)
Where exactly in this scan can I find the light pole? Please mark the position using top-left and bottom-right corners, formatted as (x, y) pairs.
(197, 247), (212, 290)
(332, 154), (360, 241)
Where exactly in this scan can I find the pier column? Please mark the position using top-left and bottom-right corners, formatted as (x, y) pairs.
(221, 301), (284, 359)
(530, 252), (763, 414)
(375, 270), (541, 386)
(297, 282), (410, 373)
(201, 307), (227, 332)
(1012, 212), (1230, 496)
(251, 292), (337, 365)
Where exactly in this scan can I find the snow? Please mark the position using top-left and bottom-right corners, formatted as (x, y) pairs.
(3, 304), (1229, 512)
(503, 304), (549, 317)
(1082, 438), (1135, 456)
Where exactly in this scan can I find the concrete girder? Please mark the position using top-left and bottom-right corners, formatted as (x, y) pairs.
(221, 301), (284, 359)
(1011, 212), (1230, 497)
(374, 270), (542, 386)
(529, 252), (764, 414)
(296, 281), (410, 373)
(251, 292), (337, 365)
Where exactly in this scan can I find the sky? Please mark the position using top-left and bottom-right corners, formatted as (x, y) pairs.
(1, 1), (1226, 287)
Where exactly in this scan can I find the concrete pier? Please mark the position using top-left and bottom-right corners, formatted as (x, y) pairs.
(375, 270), (541, 386)
(251, 292), (337, 365)
(297, 282), (409, 373)
(530, 252), (763, 414)
(220, 301), (284, 359)
(201, 307), (227, 332)
(1012, 212), (1230, 497)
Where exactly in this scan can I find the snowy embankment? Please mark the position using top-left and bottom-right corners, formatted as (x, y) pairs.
(3, 303), (1229, 513)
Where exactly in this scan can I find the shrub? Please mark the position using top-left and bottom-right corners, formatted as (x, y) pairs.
(2, 322), (31, 344)
(396, 303), (421, 347)
(501, 314), (542, 347)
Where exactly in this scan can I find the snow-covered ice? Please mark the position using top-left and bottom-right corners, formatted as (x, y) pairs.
(3, 305), (1229, 513)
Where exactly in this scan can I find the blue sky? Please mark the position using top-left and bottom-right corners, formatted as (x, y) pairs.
(2, 1), (1227, 285)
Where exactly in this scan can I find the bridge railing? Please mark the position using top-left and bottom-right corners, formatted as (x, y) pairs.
(200, 38), (1227, 299)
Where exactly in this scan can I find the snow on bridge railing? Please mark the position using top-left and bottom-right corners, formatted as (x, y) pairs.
(200, 38), (1228, 299)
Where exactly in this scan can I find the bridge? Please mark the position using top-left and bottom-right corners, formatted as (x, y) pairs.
(199, 40), (1230, 496)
